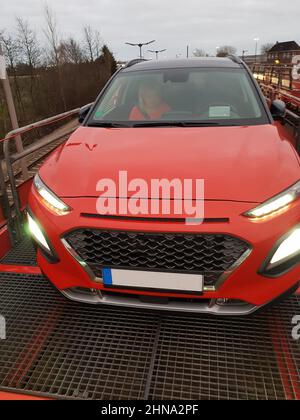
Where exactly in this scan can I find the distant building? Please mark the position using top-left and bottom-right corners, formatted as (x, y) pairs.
(267, 41), (300, 64)
(242, 54), (267, 65)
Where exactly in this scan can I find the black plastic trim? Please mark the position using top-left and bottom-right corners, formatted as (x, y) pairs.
(80, 213), (230, 224)
(254, 281), (300, 314)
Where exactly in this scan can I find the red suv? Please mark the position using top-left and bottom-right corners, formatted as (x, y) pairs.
(27, 57), (300, 315)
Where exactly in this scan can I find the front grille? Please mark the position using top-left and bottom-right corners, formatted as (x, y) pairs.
(65, 229), (250, 289)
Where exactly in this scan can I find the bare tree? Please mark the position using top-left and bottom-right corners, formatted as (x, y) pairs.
(0, 30), (25, 116)
(43, 3), (66, 110)
(0, 6), (118, 140)
(261, 43), (273, 55)
(16, 17), (41, 111)
(93, 30), (102, 59)
(216, 45), (237, 57)
(83, 25), (93, 62)
(58, 38), (84, 65)
(16, 17), (40, 69)
(43, 4), (60, 66)
(193, 48), (207, 57)
(0, 31), (19, 68)
(83, 25), (102, 62)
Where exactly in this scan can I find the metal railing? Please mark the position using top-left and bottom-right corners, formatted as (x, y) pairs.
(284, 109), (300, 153)
(0, 107), (87, 243)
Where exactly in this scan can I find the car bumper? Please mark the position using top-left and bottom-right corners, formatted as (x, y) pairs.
(28, 190), (300, 314)
(57, 281), (299, 315)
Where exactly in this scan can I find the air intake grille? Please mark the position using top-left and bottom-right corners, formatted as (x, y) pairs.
(65, 229), (250, 288)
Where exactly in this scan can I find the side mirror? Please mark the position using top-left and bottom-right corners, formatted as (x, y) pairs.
(270, 100), (286, 121)
(78, 104), (92, 124)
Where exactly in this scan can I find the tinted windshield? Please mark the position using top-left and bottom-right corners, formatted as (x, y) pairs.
(88, 67), (269, 126)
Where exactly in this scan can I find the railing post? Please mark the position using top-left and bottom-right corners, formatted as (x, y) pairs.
(0, 161), (15, 244)
(0, 43), (28, 181)
(0, 160), (11, 220)
(3, 137), (23, 242)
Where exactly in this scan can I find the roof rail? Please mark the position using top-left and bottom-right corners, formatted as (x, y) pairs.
(125, 58), (148, 68)
(227, 55), (243, 65)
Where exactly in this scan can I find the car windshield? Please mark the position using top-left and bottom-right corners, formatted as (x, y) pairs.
(87, 67), (269, 127)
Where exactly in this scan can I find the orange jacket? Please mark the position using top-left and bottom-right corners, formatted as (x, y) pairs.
(129, 103), (171, 120)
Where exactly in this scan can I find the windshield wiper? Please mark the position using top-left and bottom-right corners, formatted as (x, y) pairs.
(132, 121), (187, 127)
(87, 121), (238, 128)
(182, 121), (238, 127)
(87, 122), (131, 128)
(132, 121), (225, 127)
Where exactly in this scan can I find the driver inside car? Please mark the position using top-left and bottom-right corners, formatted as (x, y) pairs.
(129, 80), (171, 120)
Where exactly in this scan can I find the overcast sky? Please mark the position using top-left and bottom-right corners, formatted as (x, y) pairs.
(0, 0), (299, 61)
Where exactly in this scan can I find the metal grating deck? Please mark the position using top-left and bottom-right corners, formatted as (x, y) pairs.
(0, 237), (37, 266)
(149, 310), (300, 400)
(0, 272), (299, 400)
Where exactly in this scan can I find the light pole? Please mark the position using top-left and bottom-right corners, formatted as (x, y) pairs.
(125, 40), (156, 59)
(148, 49), (166, 60)
(254, 38), (259, 63)
(0, 42), (28, 179)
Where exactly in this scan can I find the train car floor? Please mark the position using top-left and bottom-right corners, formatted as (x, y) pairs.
(0, 264), (299, 400)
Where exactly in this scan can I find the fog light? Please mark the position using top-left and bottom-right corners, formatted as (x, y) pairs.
(270, 227), (300, 265)
(216, 298), (228, 306)
(216, 298), (248, 307)
(27, 212), (51, 253)
(260, 225), (300, 276)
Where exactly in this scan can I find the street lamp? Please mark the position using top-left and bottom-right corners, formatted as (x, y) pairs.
(254, 38), (260, 63)
(148, 49), (167, 60)
(125, 40), (156, 59)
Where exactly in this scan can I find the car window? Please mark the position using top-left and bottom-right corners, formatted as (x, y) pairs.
(88, 67), (268, 126)
(93, 78), (128, 119)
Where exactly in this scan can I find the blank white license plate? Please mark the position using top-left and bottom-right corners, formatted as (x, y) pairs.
(102, 268), (203, 293)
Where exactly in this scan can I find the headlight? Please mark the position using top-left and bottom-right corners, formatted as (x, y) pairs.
(244, 180), (300, 220)
(259, 224), (300, 277)
(34, 174), (71, 215)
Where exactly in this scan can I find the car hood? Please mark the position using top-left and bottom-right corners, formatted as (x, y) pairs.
(39, 124), (300, 203)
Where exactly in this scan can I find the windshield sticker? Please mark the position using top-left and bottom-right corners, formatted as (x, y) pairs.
(209, 106), (231, 118)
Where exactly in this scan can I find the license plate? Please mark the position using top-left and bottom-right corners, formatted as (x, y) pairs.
(102, 268), (203, 293)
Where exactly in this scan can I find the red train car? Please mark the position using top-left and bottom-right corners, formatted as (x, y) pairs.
(252, 56), (300, 114)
